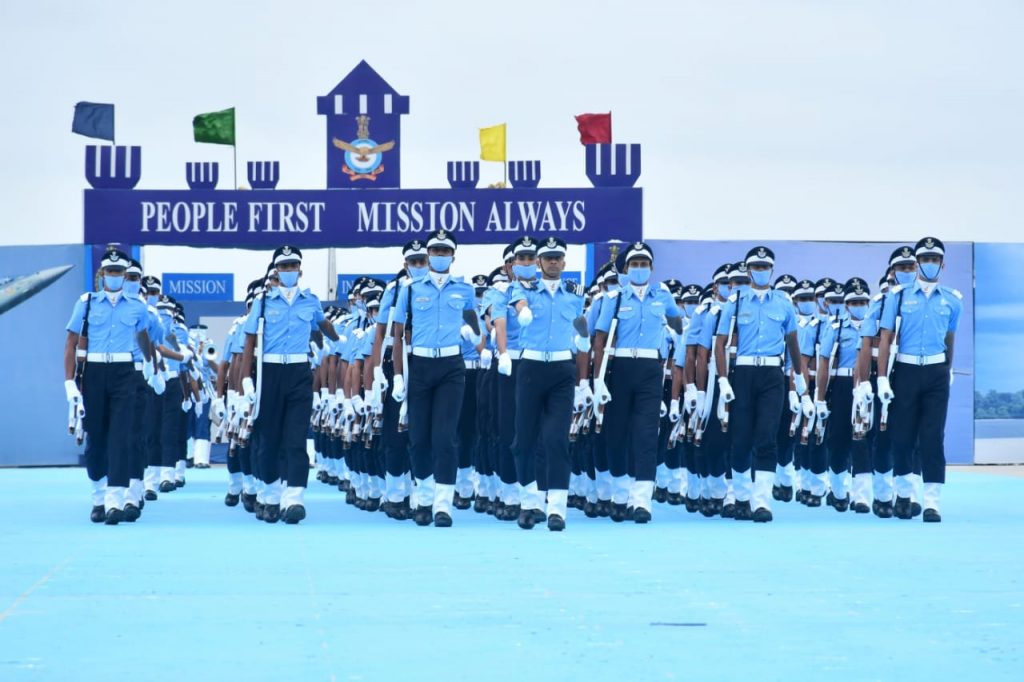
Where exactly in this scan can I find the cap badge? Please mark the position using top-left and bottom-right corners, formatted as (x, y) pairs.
(757, 247), (767, 258)
(437, 230), (448, 241)
(282, 245), (292, 256)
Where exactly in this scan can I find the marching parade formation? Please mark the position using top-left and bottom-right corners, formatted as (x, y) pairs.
(63, 232), (962, 530)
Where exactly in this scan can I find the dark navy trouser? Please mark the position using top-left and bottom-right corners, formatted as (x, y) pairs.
(889, 362), (949, 484)
(253, 363), (313, 488)
(83, 361), (136, 488)
(407, 355), (465, 486)
(729, 365), (785, 473)
(512, 359), (574, 492)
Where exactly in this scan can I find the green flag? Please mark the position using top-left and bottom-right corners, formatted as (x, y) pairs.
(192, 107), (235, 145)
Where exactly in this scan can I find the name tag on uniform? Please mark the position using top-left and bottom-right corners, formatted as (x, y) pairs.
(620, 306), (634, 312)
(415, 296), (431, 303)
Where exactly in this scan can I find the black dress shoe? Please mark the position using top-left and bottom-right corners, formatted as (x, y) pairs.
(158, 481), (175, 493)
(144, 490), (158, 501)
(701, 498), (723, 518)
(338, 478), (350, 491)
(473, 497), (488, 513)
(485, 498), (496, 515)
(832, 494), (850, 513)
(548, 514), (565, 531)
(684, 496), (701, 513)
(186, 458), (194, 469)
(568, 495), (583, 510)
(345, 488), (357, 505)
(610, 502), (629, 523)
(596, 500), (611, 517)
(327, 475), (340, 486)
(175, 479), (185, 489)
(826, 491), (837, 508)
(104, 508), (124, 525)
(531, 509), (547, 524)
(397, 498), (413, 521)
(138, 497), (144, 510)
(517, 509), (536, 530)
(583, 501), (599, 518)
(263, 504), (281, 523)
(316, 471), (327, 483)
(633, 508), (652, 524)
(414, 506), (433, 526)
(502, 503), (521, 522)
(453, 493), (473, 510)
(255, 502), (265, 521)
(123, 503), (140, 522)
(805, 494), (822, 508)
(90, 505), (105, 523)
(225, 493), (240, 507)
(284, 504), (306, 524)
(241, 493), (257, 513)
(721, 502), (736, 518)
(365, 497), (381, 513)
(922, 508), (941, 523)
(434, 511), (453, 528)
(493, 500), (506, 519)
(733, 500), (752, 520)
(894, 496), (913, 520)
(873, 499), (894, 518)
(852, 501), (870, 514)
(354, 497), (367, 511)
(773, 485), (794, 502)
(752, 507), (773, 523)
(911, 501), (922, 518)
(654, 487), (669, 504)
(667, 492), (684, 506)
(797, 490), (809, 505)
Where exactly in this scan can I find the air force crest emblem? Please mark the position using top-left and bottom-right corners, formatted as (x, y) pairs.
(332, 115), (395, 182)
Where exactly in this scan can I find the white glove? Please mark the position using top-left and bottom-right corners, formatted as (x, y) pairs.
(180, 348), (194, 364)
(351, 394), (366, 415)
(517, 306), (533, 327)
(793, 372), (808, 397)
(575, 334), (591, 353)
(696, 390), (707, 415)
(392, 374), (406, 402)
(211, 398), (226, 425)
(497, 352), (512, 376)
(815, 400), (830, 421)
(312, 391), (321, 413)
(480, 349), (493, 370)
(573, 382), (588, 411)
(860, 382), (874, 406)
(801, 394), (815, 419)
(342, 398), (356, 422)
(660, 401), (668, 418)
(877, 376), (894, 402)
(594, 377), (612, 405)
(194, 399), (203, 416)
(578, 380), (594, 407)
(669, 398), (681, 422)
(949, 369), (955, 387)
(717, 377), (735, 403)
(141, 360), (154, 381)
(788, 390), (800, 414)
(353, 328), (366, 340)
(683, 383), (699, 412)
(64, 379), (82, 403)
(242, 377), (256, 404)
(182, 398), (192, 413)
(373, 366), (389, 396)
(150, 372), (166, 395)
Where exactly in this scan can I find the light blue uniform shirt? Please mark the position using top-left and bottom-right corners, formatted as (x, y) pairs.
(132, 305), (164, 362)
(509, 279), (584, 353)
(698, 302), (726, 351)
(586, 293), (608, 336)
(66, 291), (149, 354)
(859, 294), (885, 339)
(156, 316), (186, 373)
(796, 315), (820, 358)
(818, 316), (861, 369)
(243, 287), (325, 355)
(716, 289), (797, 357)
(595, 284), (681, 351)
(489, 282), (525, 351)
(393, 275), (476, 349)
(879, 281), (962, 356)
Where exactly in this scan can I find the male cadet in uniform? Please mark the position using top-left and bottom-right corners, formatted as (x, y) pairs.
(239, 246), (339, 524)
(369, 240), (428, 520)
(582, 262), (620, 516)
(64, 249), (154, 524)
(507, 237), (588, 531)
(453, 274), (488, 510)
(474, 267), (508, 514)
(153, 296), (193, 493)
(771, 273), (800, 503)
(877, 237), (962, 522)
(715, 247), (809, 522)
(592, 241), (683, 523)
(140, 276), (167, 502)
(815, 278), (872, 512)
(857, 247), (916, 517)
(786, 279), (821, 503)
(122, 259), (159, 519)
(391, 230), (477, 527)
(490, 237), (538, 521)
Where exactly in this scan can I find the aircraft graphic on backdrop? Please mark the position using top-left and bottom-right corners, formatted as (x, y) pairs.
(0, 265), (74, 315)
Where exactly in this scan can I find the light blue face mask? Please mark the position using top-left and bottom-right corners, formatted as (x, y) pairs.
(103, 274), (124, 291)
(628, 267), (651, 285)
(848, 305), (867, 320)
(894, 270), (917, 286)
(797, 301), (817, 316)
(717, 283), (730, 299)
(147, 295), (159, 306)
(683, 303), (697, 317)
(513, 263), (537, 280)
(605, 283), (621, 294)
(919, 261), (941, 281)
(123, 280), (141, 298)
(828, 303), (843, 317)
(750, 269), (773, 287)
(733, 283), (751, 296)
(407, 265), (429, 279)
(429, 255), (452, 272)
(278, 270), (299, 287)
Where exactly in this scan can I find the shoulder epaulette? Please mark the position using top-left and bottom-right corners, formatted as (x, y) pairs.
(946, 287), (963, 299)
(696, 302), (709, 314)
(659, 282), (672, 293)
(809, 317), (820, 327)
(709, 304), (721, 315)
(606, 290), (620, 299)
(890, 284), (904, 294)
(79, 292), (91, 302)
(727, 293), (738, 303)
(872, 293), (883, 302)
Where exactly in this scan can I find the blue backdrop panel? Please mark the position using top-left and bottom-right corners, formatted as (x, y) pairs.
(593, 239), (975, 464)
(0, 244), (86, 466)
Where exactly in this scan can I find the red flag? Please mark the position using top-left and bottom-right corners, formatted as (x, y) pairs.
(575, 112), (612, 145)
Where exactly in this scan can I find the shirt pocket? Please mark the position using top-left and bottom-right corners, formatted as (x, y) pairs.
(414, 296), (433, 312)
(296, 309), (314, 327)
(617, 305), (638, 320)
(446, 297), (465, 311)
(89, 306), (111, 327)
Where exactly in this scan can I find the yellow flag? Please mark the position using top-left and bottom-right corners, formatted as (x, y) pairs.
(479, 123), (507, 162)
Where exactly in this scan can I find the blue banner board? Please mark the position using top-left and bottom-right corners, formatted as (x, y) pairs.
(163, 272), (234, 301)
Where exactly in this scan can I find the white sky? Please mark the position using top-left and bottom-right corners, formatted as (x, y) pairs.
(0, 0), (1022, 295)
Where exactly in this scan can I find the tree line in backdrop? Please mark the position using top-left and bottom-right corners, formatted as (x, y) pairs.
(975, 390), (1024, 419)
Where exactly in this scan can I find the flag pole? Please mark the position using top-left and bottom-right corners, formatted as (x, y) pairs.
(233, 143), (238, 189)
(503, 126), (508, 187)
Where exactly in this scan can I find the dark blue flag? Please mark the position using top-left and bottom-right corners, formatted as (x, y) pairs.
(72, 102), (115, 142)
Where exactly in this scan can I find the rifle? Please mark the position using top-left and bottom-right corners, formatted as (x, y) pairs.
(594, 317), (618, 434)
(68, 293), (92, 442)
(816, 322), (842, 445)
(719, 314), (736, 433)
(880, 315), (901, 432)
